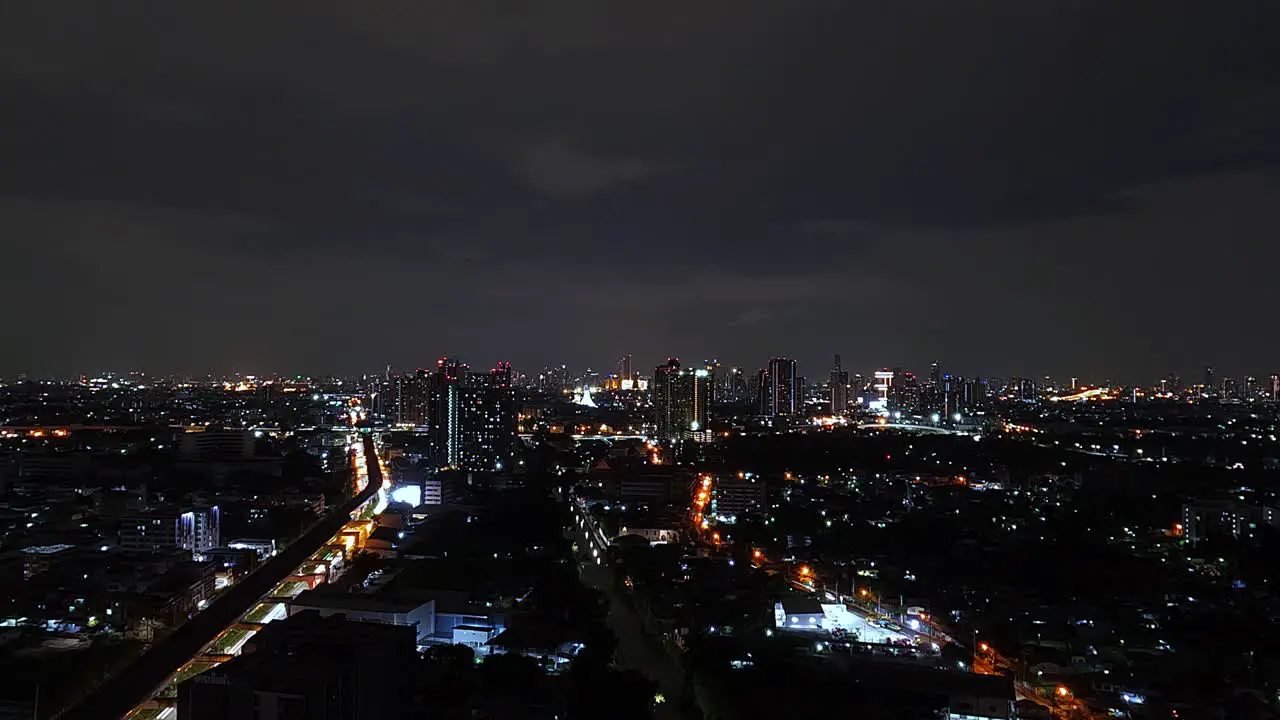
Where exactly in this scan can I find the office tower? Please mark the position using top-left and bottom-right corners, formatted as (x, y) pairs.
(653, 359), (712, 441)
(426, 357), (517, 471)
(1223, 377), (1238, 400)
(1203, 365), (1215, 396)
(766, 357), (798, 416)
(618, 355), (632, 383)
(1271, 374), (1279, 401)
(829, 355), (849, 414)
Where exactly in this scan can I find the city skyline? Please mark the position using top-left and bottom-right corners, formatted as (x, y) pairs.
(6, 355), (1280, 392)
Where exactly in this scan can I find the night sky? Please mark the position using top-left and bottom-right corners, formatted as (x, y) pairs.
(2, 2), (1276, 382)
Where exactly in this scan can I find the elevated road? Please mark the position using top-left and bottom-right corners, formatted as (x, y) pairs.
(57, 435), (384, 720)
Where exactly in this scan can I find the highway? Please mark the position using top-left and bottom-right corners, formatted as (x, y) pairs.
(57, 434), (386, 720)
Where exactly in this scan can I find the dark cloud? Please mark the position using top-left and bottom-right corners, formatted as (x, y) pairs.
(1, 1), (1277, 381)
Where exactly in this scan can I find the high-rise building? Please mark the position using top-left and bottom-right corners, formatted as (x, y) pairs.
(873, 370), (894, 409)
(1271, 374), (1279, 402)
(927, 361), (943, 412)
(829, 355), (849, 414)
(425, 357), (517, 471)
(395, 370), (430, 426)
(1203, 365), (1215, 397)
(653, 359), (712, 441)
(898, 372), (920, 414)
(754, 368), (769, 415)
(968, 377), (987, 408)
(705, 359), (723, 404)
(729, 367), (748, 402)
(765, 357), (798, 416)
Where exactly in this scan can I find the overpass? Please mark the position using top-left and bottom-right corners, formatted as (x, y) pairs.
(859, 422), (970, 435)
(519, 433), (649, 442)
(56, 435), (386, 720)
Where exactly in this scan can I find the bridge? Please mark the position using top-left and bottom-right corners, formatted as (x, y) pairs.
(519, 433), (650, 442)
(57, 435), (387, 720)
(859, 422), (970, 435)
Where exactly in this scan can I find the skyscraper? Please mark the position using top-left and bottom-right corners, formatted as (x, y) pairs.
(653, 359), (713, 441)
(426, 357), (517, 471)
(750, 368), (766, 415)
(618, 355), (633, 386)
(925, 361), (945, 413)
(1203, 365), (1215, 397)
(395, 370), (430, 426)
(829, 354), (849, 414)
(766, 357), (798, 416)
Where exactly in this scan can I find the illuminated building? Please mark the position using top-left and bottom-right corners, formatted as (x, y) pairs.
(765, 357), (798, 416)
(873, 370), (894, 411)
(618, 354), (633, 388)
(426, 357), (518, 471)
(1182, 500), (1280, 544)
(829, 354), (849, 414)
(119, 506), (221, 554)
(928, 361), (943, 412)
(1008, 377), (1039, 402)
(395, 370), (430, 426)
(898, 371), (920, 413)
(705, 358), (723, 403)
(710, 474), (767, 518)
(652, 359), (712, 441)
